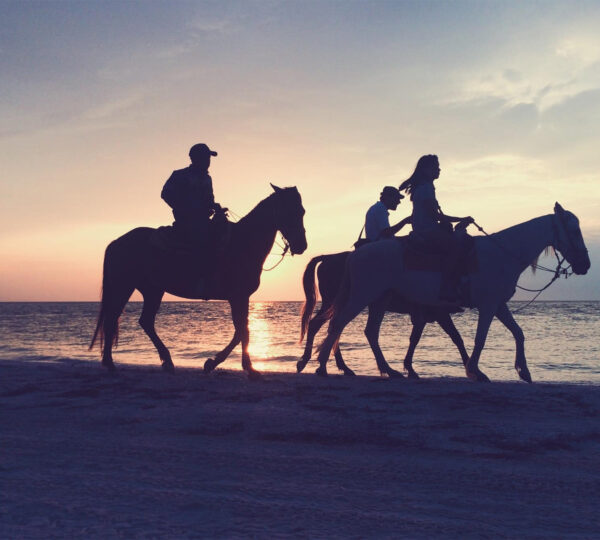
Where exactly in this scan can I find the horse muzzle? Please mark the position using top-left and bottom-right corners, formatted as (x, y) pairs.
(571, 252), (591, 275)
(290, 240), (308, 256)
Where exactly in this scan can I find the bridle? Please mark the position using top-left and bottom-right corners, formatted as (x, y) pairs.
(263, 194), (303, 271)
(552, 210), (588, 269)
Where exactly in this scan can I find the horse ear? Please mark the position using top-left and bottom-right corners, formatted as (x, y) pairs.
(554, 202), (565, 215)
(270, 183), (283, 193)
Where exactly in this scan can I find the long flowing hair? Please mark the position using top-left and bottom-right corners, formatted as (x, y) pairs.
(399, 154), (438, 200)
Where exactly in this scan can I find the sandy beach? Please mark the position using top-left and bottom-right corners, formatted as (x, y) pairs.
(1, 358), (599, 539)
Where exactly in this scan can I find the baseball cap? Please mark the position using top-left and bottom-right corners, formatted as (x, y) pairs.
(189, 143), (218, 158)
(381, 186), (404, 200)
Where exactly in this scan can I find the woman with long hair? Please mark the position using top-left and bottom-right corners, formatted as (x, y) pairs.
(399, 155), (473, 301)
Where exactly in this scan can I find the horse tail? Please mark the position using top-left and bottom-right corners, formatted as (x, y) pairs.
(317, 262), (351, 354)
(89, 243), (122, 353)
(299, 255), (326, 343)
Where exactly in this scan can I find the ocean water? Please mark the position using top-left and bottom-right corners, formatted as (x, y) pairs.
(0, 301), (599, 383)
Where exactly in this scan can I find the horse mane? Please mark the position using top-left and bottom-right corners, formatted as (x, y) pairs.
(236, 186), (298, 226)
(530, 246), (554, 274)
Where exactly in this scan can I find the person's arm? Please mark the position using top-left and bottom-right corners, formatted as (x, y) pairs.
(381, 216), (412, 237)
(439, 209), (475, 225)
(161, 172), (180, 209)
(205, 175), (216, 211)
(437, 206), (474, 225)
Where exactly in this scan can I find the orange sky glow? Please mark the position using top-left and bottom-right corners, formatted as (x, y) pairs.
(1, 1), (599, 301)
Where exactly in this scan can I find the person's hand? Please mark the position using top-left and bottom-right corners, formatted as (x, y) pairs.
(464, 216), (474, 225)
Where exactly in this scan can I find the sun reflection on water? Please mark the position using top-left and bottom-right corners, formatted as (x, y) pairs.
(248, 303), (272, 370)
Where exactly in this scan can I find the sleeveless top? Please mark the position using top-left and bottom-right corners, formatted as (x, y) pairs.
(411, 182), (438, 233)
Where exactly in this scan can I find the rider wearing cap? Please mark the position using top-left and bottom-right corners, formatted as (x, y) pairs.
(365, 186), (412, 241)
(161, 143), (218, 247)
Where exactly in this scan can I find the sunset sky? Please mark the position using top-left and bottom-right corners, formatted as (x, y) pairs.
(1, 0), (599, 301)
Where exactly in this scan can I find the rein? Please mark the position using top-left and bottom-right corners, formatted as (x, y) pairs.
(263, 236), (290, 271)
(471, 219), (573, 312)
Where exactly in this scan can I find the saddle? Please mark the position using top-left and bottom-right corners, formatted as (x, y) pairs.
(399, 233), (477, 275)
(149, 212), (232, 257)
(148, 213), (232, 299)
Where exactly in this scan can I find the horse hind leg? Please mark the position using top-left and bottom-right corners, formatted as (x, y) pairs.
(365, 297), (403, 378)
(139, 289), (174, 373)
(403, 315), (425, 380)
(334, 345), (355, 376)
(102, 285), (135, 371)
(298, 305), (329, 373)
(435, 312), (470, 368)
(316, 300), (367, 377)
(466, 307), (495, 383)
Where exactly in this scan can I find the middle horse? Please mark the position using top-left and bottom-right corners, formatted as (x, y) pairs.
(298, 251), (470, 378)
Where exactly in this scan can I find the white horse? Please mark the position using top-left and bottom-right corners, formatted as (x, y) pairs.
(316, 203), (591, 382)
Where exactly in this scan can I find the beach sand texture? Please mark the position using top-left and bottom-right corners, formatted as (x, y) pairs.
(2, 359), (599, 538)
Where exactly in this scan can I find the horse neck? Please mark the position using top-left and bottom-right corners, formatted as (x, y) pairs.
(234, 197), (278, 261)
(489, 214), (554, 272)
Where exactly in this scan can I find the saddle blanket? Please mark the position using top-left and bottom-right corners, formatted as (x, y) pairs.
(398, 235), (477, 274)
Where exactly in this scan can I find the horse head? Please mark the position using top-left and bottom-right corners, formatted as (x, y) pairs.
(553, 203), (591, 275)
(270, 183), (307, 255)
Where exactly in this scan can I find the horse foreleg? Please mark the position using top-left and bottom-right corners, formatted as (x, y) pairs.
(436, 312), (470, 368)
(365, 297), (402, 378)
(404, 314), (425, 379)
(466, 307), (496, 382)
(204, 300), (242, 373)
(139, 289), (174, 373)
(101, 314), (118, 372)
(231, 297), (260, 379)
(297, 305), (330, 373)
(495, 303), (531, 383)
(204, 335), (241, 373)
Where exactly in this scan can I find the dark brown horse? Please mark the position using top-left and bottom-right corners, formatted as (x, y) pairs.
(298, 251), (470, 378)
(90, 185), (307, 377)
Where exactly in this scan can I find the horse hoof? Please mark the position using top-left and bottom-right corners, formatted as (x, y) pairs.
(315, 366), (328, 377)
(516, 366), (532, 384)
(387, 369), (405, 379)
(296, 360), (307, 373)
(342, 368), (356, 376)
(204, 358), (216, 373)
(405, 369), (419, 380)
(102, 360), (116, 372)
(467, 370), (490, 383)
(162, 361), (175, 374)
(247, 369), (261, 380)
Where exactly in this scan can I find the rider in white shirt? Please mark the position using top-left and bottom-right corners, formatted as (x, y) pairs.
(365, 186), (411, 241)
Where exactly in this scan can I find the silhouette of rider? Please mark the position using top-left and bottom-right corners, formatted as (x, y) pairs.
(161, 143), (217, 249)
(399, 155), (473, 301)
(365, 186), (411, 241)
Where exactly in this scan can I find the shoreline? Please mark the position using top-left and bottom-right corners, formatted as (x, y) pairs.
(2, 358), (599, 537)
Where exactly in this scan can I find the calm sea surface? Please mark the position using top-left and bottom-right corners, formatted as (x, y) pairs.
(1, 301), (599, 383)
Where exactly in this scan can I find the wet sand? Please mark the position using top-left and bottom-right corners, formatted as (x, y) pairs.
(1, 358), (599, 538)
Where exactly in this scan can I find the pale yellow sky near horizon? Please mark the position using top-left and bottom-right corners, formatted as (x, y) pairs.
(1, 1), (599, 301)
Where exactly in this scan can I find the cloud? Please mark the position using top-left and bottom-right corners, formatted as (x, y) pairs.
(82, 92), (144, 121)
